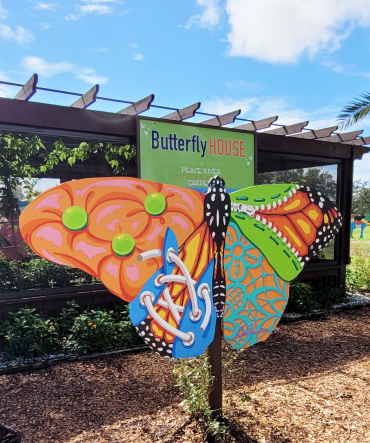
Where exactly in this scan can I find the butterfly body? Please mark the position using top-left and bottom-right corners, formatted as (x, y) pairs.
(204, 177), (231, 316)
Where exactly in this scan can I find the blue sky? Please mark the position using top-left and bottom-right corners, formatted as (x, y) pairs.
(1, 0), (370, 187)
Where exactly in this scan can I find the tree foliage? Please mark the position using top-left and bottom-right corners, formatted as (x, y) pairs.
(351, 180), (370, 216)
(257, 167), (337, 201)
(0, 132), (136, 218)
(338, 91), (370, 130)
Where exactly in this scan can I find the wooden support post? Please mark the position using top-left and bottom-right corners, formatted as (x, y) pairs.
(208, 318), (223, 419)
(339, 155), (354, 267)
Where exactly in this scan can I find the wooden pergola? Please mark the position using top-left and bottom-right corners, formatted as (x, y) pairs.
(0, 74), (368, 313)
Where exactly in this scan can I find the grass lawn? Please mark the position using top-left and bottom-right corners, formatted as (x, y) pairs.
(348, 225), (370, 292)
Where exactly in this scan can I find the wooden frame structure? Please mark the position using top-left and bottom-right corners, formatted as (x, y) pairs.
(0, 75), (368, 318)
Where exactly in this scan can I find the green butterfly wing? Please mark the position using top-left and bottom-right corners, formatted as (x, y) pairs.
(229, 184), (302, 282)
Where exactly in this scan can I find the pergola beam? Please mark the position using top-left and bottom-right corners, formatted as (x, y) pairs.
(234, 116), (278, 131)
(264, 121), (309, 136)
(14, 74), (38, 101)
(71, 84), (99, 109)
(291, 125), (338, 139)
(118, 94), (154, 115)
(342, 136), (370, 146)
(319, 130), (363, 143)
(201, 110), (241, 127)
(162, 102), (201, 121)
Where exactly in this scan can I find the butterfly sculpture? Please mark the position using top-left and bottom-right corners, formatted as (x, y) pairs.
(20, 177), (342, 358)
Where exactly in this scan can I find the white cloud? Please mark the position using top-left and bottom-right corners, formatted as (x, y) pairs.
(22, 56), (74, 76)
(354, 154), (370, 181)
(75, 68), (108, 84)
(200, 95), (343, 130)
(183, 0), (221, 29)
(129, 42), (138, 48)
(324, 60), (370, 78)
(65, 14), (78, 20)
(202, 96), (256, 115)
(0, 25), (34, 45)
(79, 5), (112, 14)
(0, 72), (12, 98)
(0, 85), (12, 98)
(21, 56), (108, 85)
(87, 47), (111, 53)
(39, 23), (51, 30)
(133, 53), (144, 61)
(65, 0), (122, 20)
(0, 1), (8, 20)
(79, 0), (122, 2)
(226, 0), (370, 64)
(0, 71), (9, 81)
(35, 3), (56, 10)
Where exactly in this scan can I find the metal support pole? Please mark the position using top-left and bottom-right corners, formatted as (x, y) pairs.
(208, 317), (223, 419)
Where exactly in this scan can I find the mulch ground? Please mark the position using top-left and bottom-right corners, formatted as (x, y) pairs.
(1, 307), (370, 443)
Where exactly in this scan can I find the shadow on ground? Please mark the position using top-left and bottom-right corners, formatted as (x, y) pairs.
(225, 308), (370, 391)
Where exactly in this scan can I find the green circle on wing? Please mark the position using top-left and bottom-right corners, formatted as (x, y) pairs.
(144, 192), (166, 216)
(112, 233), (135, 257)
(62, 206), (88, 231)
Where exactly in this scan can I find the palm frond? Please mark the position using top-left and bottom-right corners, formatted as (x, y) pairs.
(337, 92), (370, 130)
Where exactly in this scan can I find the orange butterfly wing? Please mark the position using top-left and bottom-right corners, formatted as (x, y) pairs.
(20, 177), (205, 302)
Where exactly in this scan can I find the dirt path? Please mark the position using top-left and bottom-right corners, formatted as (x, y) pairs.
(1, 307), (370, 443)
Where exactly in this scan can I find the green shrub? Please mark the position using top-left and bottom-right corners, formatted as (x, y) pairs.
(0, 308), (59, 360)
(0, 258), (18, 291)
(0, 302), (141, 361)
(66, 305), (141, 354)
(346, 244), (370, 293)
(174, 356), (214, 418)
(286, 280), (349, 313)
(173, 356), (229, 441)
(0, 256), (99, 292)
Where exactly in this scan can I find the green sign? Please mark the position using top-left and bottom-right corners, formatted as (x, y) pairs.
(139, 118), (255, 191)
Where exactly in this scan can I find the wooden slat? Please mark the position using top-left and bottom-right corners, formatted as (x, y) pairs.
(201, 110), (241, 126)
(234, 116), (278, 131)
(14, 74), (38, 101)
(264, 121), (309, 135)
(292, 125), (338, 139)
(71, 84), (99, 109)
(319, 130), (363, 142)
(342, 136), (370, 146)
(118, 94), (154, 115)
(162, 102), (201, 121)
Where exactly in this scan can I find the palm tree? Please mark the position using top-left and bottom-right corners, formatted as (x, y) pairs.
(338, 92), (370, 130)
